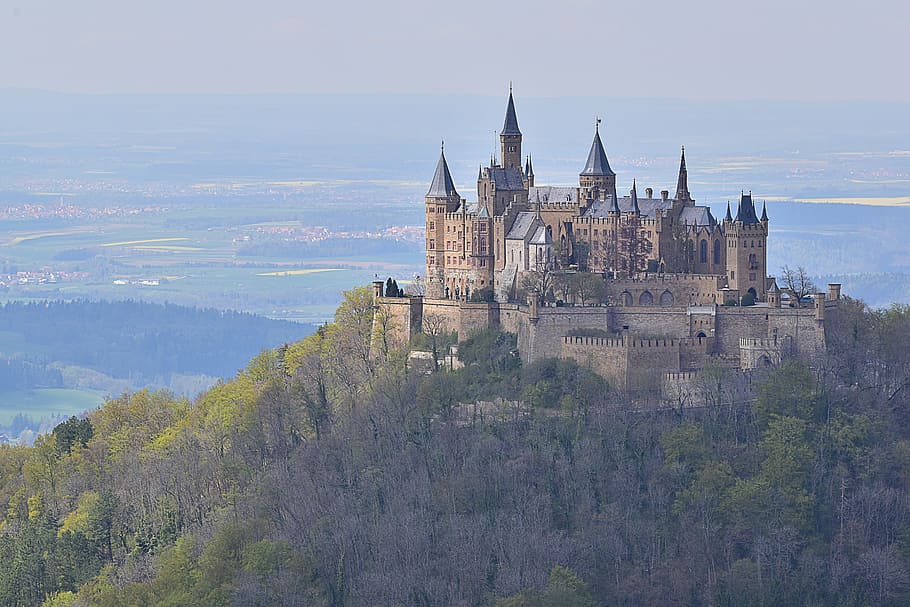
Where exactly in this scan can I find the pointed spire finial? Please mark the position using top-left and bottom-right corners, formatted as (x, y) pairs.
(441, 139), (444, 151)
(631, 179), (640, 214)
(676, 145), (690, 201)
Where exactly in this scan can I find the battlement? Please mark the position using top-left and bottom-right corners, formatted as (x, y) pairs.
(740, 336), (783, 348)
(666, 371), (699, 382)
(563, 336), (680, 349)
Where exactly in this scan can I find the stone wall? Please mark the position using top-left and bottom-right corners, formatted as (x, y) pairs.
(561, 336), (682, 391)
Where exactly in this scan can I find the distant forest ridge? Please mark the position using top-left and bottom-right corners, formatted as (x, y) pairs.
(0, 299), (315, 388)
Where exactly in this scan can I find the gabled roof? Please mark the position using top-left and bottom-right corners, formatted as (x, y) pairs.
(506, 211), (541, 240)
(529, 185), (576, 203)
(530, 225), (551, 245)
(680, 206), (716, 227)
(580, 126), (615, 177)
(501, 91), (521, 136)
(426, 147), (459, 199)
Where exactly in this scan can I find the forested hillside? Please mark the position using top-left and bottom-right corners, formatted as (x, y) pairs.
(1, 290), (909, 606)
(0, 300), (315, 388)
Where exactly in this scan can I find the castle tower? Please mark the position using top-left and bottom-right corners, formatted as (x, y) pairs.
(425, 144), (461, 299)
(724, 192), (768, 301)
(675, 146), (691, 202)
(579, 120), (616, 201)
(500, 89), (522, 171)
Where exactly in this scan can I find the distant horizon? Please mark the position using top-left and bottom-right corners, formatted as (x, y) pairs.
(2, 0), (908, 100)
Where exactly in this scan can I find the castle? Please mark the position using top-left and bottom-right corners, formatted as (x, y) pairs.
(376, 90), (839, 396)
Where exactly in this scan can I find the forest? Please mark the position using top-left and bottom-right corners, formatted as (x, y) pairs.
(0, 289), (909, 606)
(0, 300), (315, 388)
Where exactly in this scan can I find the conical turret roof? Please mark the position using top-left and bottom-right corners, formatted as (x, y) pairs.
(580, 124), (615, 177)
(724, 201), (733, 221)
(426, 145), (459, 199)
(501, 90), (521, 136)
(631, 179), (640, 214)
(761, 201), (768, 222)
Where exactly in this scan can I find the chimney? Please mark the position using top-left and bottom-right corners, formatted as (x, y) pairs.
(645, 187), (653, 198)
(828, 283), (841, 301)
(661, 190), (669, 201)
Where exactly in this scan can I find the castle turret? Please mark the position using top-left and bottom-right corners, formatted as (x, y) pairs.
(631, 179), (640, 214)
(725, 191), (768, 301)
(425, 144), (461, 299)
(500, 89), (522, 171)
(525, 156), (534, 187)
(675, 146), (691, 202)
(579, 120), (616, 201)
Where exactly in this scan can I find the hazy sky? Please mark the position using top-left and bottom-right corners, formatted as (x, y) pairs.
(1, 0), (907, 100)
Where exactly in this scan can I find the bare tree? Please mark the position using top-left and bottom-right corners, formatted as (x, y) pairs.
(780, 265), (817, 308)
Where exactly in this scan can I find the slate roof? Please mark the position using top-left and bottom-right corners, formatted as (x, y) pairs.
(489, 167), (525, 191)
(580, 128), (615, 177)
(735, 192), (760, 224)
(529, 185), (577, 203)
(679, 206), (716, 226)
(506, 212), (540, 240)
(530, 225), (551, 245)
(502, 92), (521, 136)
(426, 148), (459, 199)
(583, 196), (672, 219)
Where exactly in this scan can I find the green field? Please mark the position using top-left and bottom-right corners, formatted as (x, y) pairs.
(0, 388), (106, 426)
(0, 200), (422, 323)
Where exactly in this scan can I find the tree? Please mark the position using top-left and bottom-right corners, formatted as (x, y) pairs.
(780, 265), (817, 308)
(52, 416), (93, 455)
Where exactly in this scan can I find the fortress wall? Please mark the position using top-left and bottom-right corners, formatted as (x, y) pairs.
(680, 336), (714, 370)
(421, 299), (463, 336)
(612, 308), (690, 337)
(520, 307), (612, 364)
(561, 336), (628, 389)
(375, 296), (423, 349)
(626, 339), (682, 392)
(560, 336), (682, 391)
(715, 306), (824, 361)
(498, 304), (522, 334)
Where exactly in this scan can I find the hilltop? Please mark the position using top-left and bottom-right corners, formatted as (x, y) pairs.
(0, 287), (908, 606)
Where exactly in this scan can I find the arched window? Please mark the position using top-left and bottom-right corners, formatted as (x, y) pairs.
(699, 239), (708, 264)
(713, 240), (721, 265)
(639, 291), (654, 305)
(659, 290), (674, 306)
(622, 291), (633, 306)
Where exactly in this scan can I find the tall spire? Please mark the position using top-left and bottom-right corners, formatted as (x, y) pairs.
(426, 144), (459, 199)
(725, 201), (732, 221)
(580, 122), (615, 177)
(526, 156), (534, 177)
(675, 146), (690, 201)
(501, 89), (521, 136)
(761, 201), (768, 222)
(631, 179), (640, 214)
